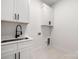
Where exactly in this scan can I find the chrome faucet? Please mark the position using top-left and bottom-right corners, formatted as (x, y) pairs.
(15, 25), (22, 38)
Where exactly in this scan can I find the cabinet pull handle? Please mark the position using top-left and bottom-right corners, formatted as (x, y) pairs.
(18, 14), (19, 20)
(15, 13), (16, 20)
(15, 53), (16, 59)
(19, 52), (20, 59)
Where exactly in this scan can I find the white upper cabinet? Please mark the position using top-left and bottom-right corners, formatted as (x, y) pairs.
(14, 0), (29, 22)
(1, 0), (14, 20)
(1, 0), (29, 23)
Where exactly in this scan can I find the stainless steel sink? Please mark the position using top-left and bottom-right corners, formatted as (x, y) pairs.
(1, 37), (29, 43)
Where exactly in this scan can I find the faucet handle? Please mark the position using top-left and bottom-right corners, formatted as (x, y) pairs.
(21, 31), (22, 35)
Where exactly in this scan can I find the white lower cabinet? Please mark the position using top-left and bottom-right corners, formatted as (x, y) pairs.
(18, 40), (32, 59)
(1, 40), (32, 59)
(1, 43), (17, 59)
(20, 48), (31, 59)
(1, 53), (16, 59)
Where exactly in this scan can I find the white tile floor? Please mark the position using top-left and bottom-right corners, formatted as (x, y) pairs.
(31, 47), (78, 59)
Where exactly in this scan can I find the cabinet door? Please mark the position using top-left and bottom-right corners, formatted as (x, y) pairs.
(20, 48), (31, 59)
(1, 52), (16, 59)
(1, 0), (14, 20)
(18, 40), (32, 59)
(1, 43), (17, 59)
(14, 0), (29, 22)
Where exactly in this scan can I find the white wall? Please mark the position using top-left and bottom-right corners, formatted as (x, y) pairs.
(25, 0), (55, 50)
(41, 3), (54, 25)
(25, 0), (43, 50)
(52, 0), (78, 53)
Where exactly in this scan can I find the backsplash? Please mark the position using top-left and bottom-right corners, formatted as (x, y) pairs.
(1, 22), (28, 41)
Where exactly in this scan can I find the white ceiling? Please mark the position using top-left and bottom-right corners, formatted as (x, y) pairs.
(41, 0), (59, 6)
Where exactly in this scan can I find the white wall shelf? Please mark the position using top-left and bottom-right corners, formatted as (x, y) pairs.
(41, 25), (53, 27)
(1, 19), (29, 24)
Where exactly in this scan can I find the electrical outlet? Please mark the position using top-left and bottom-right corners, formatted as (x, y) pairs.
(38, 32), (41, 35)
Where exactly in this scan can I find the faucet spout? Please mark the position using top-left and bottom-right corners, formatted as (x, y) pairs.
(15, 25), (22, 38)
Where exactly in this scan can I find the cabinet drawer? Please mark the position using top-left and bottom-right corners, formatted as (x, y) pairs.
(1, 43), (17, 54)
(18, 40), (32, 49)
